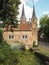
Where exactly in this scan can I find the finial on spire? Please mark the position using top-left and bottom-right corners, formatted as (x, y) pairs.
(20, 4), (26, 20)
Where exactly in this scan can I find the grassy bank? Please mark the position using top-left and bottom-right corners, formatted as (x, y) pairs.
(13, 50), (43, 65)
(34, 45), (49, 56)
(38, 45), (49, 56)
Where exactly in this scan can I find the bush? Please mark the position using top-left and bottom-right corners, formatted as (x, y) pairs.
(0, 29), (3, 43)
(33, 41), (38, 47)
(33, 45), (38, 47)
(0, 41), (18, 65)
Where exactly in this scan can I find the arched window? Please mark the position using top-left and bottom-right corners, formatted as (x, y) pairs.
(22, 35), (27, 39)
(25, 35), (27, 39)
(9, 35), (14, 39)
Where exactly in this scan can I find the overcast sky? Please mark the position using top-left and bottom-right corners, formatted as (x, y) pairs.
(17, 0), (49, 27)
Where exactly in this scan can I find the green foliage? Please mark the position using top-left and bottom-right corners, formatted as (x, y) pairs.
(0, 41), (42, 65)
(40, 15), (48, 28)
(33, 41), (38, 47)
(14, 50), (42, 65)
(39, 15), (49, 42)
(0, 0), (21, 27)
(33, 45), (38, 47)
(0, 29), (3, 43)
(0, 41), (18, 65)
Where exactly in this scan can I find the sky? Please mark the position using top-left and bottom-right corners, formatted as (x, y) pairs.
(18, 0), (49, 27)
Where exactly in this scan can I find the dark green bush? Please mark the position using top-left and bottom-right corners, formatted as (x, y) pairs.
(0, 29), (3, 43)
(0, 41), (18, 65)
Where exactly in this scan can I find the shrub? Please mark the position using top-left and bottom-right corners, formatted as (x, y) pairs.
(0, 29), (3, 43)
(0, 40), (18, 65)
(33, 41), (38, 47)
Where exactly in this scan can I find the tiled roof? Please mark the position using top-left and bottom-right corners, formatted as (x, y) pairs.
(18, 22), (31, 31)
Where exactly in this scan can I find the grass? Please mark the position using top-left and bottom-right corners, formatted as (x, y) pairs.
(13, 50), (43, 65)
(34, 45), (49, 56)
(38, 45), (49, 56)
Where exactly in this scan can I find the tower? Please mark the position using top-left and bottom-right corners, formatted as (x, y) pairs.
(20, 5), (26, 23)
(32, 5), (38, 45)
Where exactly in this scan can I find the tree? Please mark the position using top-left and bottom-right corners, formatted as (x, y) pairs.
(39, 15), (49, 42)
(0, 0), (21, 28)
(0, 29), (18, 65)
(0, 29), (3, 43)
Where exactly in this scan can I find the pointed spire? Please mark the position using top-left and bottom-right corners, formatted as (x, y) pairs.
(32, 5), (37, 19)
(21, 5), (26, 20)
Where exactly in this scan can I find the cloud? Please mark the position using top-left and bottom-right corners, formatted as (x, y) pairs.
(43, 11), (49, 15)
(34, 0), (39, 4)
(24, 5), (33, 20)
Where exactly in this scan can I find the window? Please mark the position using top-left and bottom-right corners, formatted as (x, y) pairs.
(25, 35), (27, 39)
(12, 35), (14, 39)
(9, 35), (11, 39)
(9, 35), (14, 39)
(22, 35), (24, 38)
(22, 35), (27, 39)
